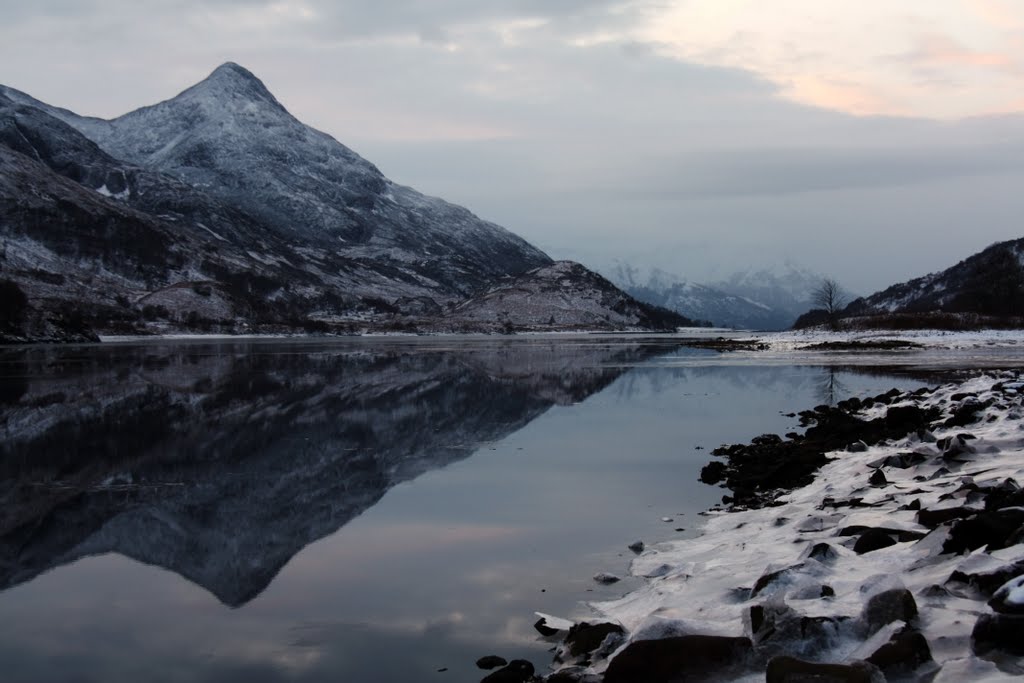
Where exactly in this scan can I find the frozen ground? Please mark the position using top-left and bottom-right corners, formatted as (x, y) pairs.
(747, 328), (1024, 351)
(539, 371), (1024, 682)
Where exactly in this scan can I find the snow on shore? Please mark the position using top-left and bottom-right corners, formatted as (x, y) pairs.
(560, 372), (1024, 682)
(747, 328), (1024, 351)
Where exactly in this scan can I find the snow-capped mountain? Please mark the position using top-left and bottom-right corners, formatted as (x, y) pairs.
(605, 261), (823, 330)
(710, 263), (823, 326)
(844, 237), (1024, 320)
(0, 341), (678, 605)
(0, 63), (674, 339)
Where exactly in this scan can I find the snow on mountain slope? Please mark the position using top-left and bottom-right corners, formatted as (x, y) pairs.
(0, 63), (678, 338)
(605, 261), (811, 330)
(3, 63), (550, 296)
(845, 237), (1024, 319)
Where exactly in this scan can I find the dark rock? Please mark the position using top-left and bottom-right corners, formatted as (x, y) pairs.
(807, 542), (839, 563)
(1007, 524), (1024, 548)
(916, 506), (975, 529)
(945, 398), (993, 427)
(939, 434), (976, 459)
(868, 469), (888, 487)
(948, 559), (1024, 597)
(866, 629), (933, 675)
(593, 573), (621, 585)
(885, 405), (931, 431)
(481, 659), (535, 683)
(879, 452), (928, 469)
(943, 508), (1024, 554)
(905, 499), (922, 511)
(862, 588), (918, 635)
(699, 460), (727, 485)
(821, 585), (835, 597)
(603, 635), (753, 683)
(706, 401), (939, 510)
(476, 656), (508, 670)
(853, 529), (897, 555)
(989, 575), (1024, 615)
(839, 397), (863, 411)
(534, 618), (561, 637)
(564, 622), (625, 657)
(751, 564), (803, 598)
(983, 479), (1024, 512)
(766, 656), (881, 683)
(749, 603), (850, 656)
(627, 540), (644, 553)
(972, 613), (1024, 656)
(919, 584), (951, 598)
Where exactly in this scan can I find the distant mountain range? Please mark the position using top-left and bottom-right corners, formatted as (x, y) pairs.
(605, 261), (823, 330)
(0, 63), (690, 341)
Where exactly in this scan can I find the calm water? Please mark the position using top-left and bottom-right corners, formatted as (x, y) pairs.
(0, 336), (1012, 683)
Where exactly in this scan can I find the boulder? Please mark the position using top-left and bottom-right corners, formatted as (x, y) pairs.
(853, 529), (897, 555)
(564, 622), (625, 658)
(943, 508), (1024, 554)
(865, 629), (933, 675)
(480, 659), (535, 683)
(989, 574), (1024, 615)
(861, 588), (918, 635)
(972, 613), (1024, 656)
(916, 506), (974, 529)
(806, 542), (839, 563)
(944, 398), (993, 427)
(947, 559), (1024, 597)
(885, 405), (931, 431)
(750, 603), (849, 655)
(603, 635), (753, 683)
(751, 564), (804, 598)
(534, 617), (561, 637)
(476, 656), (508, 670)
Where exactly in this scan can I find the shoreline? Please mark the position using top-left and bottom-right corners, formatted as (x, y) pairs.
(518, 370), (1024, 682)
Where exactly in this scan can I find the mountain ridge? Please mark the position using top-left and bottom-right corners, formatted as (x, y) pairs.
(604, 260), (823, 330)
(834, 236), (1024, 326)
(0, 63), (693, 339)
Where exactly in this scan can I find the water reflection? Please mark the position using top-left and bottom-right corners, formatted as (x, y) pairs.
(0, 339), (683, 606)
(0, 339), (979, 683)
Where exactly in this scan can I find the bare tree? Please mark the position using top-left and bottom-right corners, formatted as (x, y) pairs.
(812, 278), (848, 330)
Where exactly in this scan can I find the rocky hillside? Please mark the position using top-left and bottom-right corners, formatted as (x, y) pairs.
(0, 63), (674, 339)
(448, 261), (696, 332)
(821, 237), (1024, 329)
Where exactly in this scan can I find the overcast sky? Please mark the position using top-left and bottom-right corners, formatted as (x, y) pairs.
(3, 0), (1024, 293)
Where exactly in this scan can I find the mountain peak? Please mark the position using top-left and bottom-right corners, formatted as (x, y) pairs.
(186, 61), (284, 111)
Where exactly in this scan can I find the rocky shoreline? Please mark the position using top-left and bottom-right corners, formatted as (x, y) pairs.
(480, 371), (1024, 682)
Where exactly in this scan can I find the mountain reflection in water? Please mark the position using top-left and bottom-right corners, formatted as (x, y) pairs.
(2, 337), (963, 683)
(0, 338), (684, 606)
